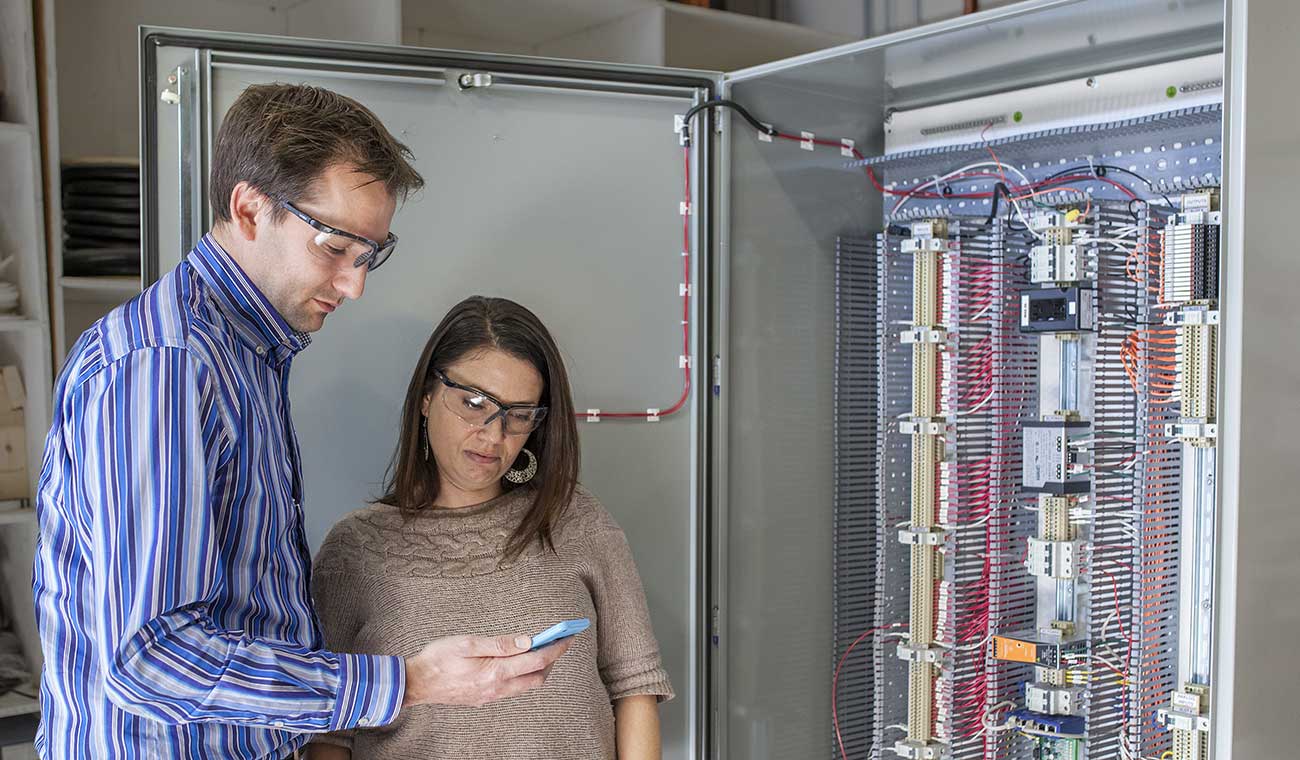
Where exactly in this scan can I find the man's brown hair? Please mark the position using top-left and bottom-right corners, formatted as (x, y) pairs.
(210, 83), (424, 223)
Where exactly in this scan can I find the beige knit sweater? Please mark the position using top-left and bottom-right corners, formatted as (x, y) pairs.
(310, 484), (674, 759)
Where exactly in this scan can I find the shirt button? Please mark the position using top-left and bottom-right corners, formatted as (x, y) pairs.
(255, 346), (266, 356)
(271, 720), (285, 728)
(358, 717), (371, 727)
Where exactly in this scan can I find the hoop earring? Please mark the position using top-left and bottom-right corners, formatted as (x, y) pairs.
(421, 414), (430, 461)
(504, 448), (538, 484)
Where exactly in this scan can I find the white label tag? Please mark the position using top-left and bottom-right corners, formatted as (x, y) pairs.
(1182, 193), (1212, 213)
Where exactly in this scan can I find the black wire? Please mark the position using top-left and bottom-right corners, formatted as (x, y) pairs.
(985, 182), (1010, 226)
(679, 99), (777, 146)
(1042, 163), (1176, 209)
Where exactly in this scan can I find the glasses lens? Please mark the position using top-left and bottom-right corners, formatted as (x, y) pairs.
(442, 386), (495, 426)
(311, 230), (370, 265)
(366, 236), (398, 271)
(503, 407), (547, 435)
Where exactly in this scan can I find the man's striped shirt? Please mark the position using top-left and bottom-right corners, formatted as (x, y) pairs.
(33, 234), (404, 758)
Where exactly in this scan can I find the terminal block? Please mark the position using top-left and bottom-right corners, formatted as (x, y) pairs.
(1162, 190), (1221, 305)
(1159, 684), (1211, 760)
(1179, 322), (1217, 422)
(1023, 417), (1091, 494)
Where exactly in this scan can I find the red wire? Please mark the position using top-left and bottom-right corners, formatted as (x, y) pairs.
(576, 147), (693, 421)
(834, 624), (905, 760)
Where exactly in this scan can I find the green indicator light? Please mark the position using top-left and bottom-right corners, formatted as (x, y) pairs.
(1166, 85), (1177, 98)
(1013, 111), (1023, 123)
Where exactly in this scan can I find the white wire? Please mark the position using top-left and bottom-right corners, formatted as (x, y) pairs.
(890, 160), (1035, 218)
(981, 700), (1017, 733)
(1009, 195), (1047, 241)
(957, 390), (994, 417)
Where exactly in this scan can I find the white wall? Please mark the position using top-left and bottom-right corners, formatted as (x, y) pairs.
(55, 0), (399, 160)
(779, 0), (1025, 37)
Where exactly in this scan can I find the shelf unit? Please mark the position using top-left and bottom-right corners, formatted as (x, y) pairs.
(0, 0), (59, 741)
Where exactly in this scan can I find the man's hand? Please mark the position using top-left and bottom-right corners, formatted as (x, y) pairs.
(402, 634), (573, 708)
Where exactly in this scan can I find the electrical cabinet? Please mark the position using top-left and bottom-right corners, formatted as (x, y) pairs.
(139, 1), (1299, 757)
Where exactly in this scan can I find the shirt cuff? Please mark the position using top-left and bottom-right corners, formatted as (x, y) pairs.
(328, 653), (405, 732)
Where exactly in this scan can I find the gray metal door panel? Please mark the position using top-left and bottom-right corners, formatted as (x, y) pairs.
(141, 29), (715, 760)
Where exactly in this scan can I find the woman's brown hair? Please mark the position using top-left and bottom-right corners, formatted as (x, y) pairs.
(380, 296), (580, 559)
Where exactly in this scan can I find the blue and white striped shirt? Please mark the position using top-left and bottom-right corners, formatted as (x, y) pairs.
(33, 235), (404, 758)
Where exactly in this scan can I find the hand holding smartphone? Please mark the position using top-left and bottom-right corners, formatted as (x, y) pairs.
(530, 618), (590, 651)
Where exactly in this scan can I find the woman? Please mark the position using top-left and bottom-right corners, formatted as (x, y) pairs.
(309, 296), (672, 759)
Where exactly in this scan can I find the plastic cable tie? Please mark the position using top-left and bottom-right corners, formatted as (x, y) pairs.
(800, 131), (815, 151)
(586, 409), (601, 423)
(841, 138), (855, 157)
(646, 409), (661, 422)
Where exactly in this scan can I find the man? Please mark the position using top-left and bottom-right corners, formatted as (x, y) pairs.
(32, 83), (569, 758)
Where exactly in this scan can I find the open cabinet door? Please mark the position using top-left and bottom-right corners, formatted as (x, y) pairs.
(140, 28), (717, 760)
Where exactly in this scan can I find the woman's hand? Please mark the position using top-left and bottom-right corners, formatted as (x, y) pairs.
(614, 695), (661, 760)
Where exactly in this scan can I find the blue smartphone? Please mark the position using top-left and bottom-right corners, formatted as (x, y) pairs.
(530, 618), (590, 651)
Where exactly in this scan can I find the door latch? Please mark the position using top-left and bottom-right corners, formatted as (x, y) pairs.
(457, 72), (494, 91)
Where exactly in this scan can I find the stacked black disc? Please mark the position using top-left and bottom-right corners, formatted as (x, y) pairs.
(61, 161), (140, 277)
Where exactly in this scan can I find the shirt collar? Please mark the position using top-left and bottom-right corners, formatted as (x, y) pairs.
(188, 233), (311, 365)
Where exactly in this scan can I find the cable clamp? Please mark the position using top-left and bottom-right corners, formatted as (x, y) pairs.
(1164, 309), (1219, 326)
(646, 409), (661, 423)
(895, 641), (946, 663)
(586, 409), (601, 423)
(680, 355), (691, 369)
(757, 123), (773, 142)
(674, 114), (689, 146)
(841, 138), (855, 157)
(892, 740), (945, 759)
(680, 201), (691, 216)
(1166, 421), (1217, 441)
(901, 237), (948, 253)
(898, 416), (948, 436)
(800, 131), (815, 151)
(1156, 709), (1210, 733)
(900, 326), (948, 345)
(897, 526), (947, 546)
(680, 283), (692, 297)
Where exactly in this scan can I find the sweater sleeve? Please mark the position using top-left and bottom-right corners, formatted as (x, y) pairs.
(586, 526), (675, 703)
(310, 520), (376, 749)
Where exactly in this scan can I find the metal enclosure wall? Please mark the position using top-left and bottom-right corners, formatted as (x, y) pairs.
(718, 76), (882, 757)
(1217, 1), (1300, 756)
(715, 1), (1268, 758)
(143, 35), (710, 760)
